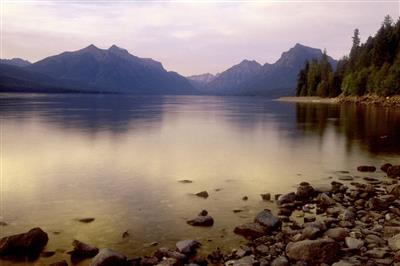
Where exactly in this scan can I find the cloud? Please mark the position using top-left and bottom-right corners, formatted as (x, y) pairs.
(2, 1), (399, 75)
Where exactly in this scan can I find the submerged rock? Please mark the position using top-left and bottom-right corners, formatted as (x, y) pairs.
(49, 260), (68, 266)
(90, 248), (126, 266)
(195, 191), (209, 198)
(175, 240), (200, 254)
(357, 165), (376, 172)
(187, 216), (214, 227)
(70, 240), (99, 259)
(234, 223), (266, 239)
(296, 182), (315, 199)
(381, 163), (393, 173)
(286, 239), (340, 265)
(77, 218), (95, 223)
(260, 193), (271, 201)
(0, 227), (48, 260)
(178, 180), (193, 184)
(254, 209), (281, 230)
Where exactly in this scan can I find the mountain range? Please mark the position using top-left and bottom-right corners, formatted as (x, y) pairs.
(0, 43), (336, 97)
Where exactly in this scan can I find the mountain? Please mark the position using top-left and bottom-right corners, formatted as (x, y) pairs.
(0, 58), (31, 67)
(194, 43), (337, 97)
(17, 44), (194, 94)
(187, 73), (216, 89)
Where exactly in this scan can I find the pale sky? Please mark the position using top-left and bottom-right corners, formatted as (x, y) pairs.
(1, 0), (399, 76)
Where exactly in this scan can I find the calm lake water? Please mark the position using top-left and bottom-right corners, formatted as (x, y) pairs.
(1, 93), (400, 265)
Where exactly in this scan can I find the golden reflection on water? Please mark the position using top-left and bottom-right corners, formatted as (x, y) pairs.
(1, 94), (400, 265)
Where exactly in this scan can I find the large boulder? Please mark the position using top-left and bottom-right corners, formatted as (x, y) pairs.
(0, 227), (48, 260)
(90, 248), (126, 266)
(187, 216), (214, 227)
(254, 210), (281, 230)
(286, 239), (340, 265)
(233, 223), (266, 239)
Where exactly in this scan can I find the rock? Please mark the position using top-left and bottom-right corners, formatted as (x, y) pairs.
(364, 247), (388, 258)
(345, 237), (364, 249)
(301, 227), (320, 240)
(389, 234), (400, 251)
(324, 227), (348, 241)
(0, 227), (48, 260)
(156, 258), (178, 266)
(178, 180), (193, 183)
(317, 193), (336, 206)
(296, 182), (315, 199)
(78, 218), (95, 223)
(381, 163), (393, 173)
(367, 197), (391, 210)
(387, 165), (400, 178)
(242, 196), (248, 201)
(0, 221), (8, 226)
(225, 255), (258, 266)
(234, 223), (266, 239)
(271, 256), (289, 266)
(195, 191), (209, 198)
(122, 231), (129, 238)
(286, 239), (340, 265)
(90, 248), (126, 266)
(40, 251), (55, 257)
(70, 240), (99, 258)
(141, 256), (159, 265)
(277, 192), (296, 205)
(49, 260), (68, 266)
(388, 184), (400, 198)
(175, 240), (200, 254)
(255, 244), (269, 254)
(332, 260), (354, 266)
(187, 216), (214, 227)
(338, 176), (354, 181)
(199, 210), (208, 216)
(254, 210), (281, 230)
(260, 193), (271, 201)
(357, 165), (376, 172)
(341, 209), (356, 222)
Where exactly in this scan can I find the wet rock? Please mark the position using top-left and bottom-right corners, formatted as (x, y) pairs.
(242, 196), (248, 201)
(207, 248), (223, 263)
(40, 251), (55, 257)
(260, 193), (271, 201)
(90, 248), (126, 266)
(286, 239), (340, 265)
(122, 231), (129, 238)
(338, 176), (354, 181)
(156, 258), (178, 266)
(296, 182), (315, 199)
(70, 240), (99, 259)
(387, 165), (400, 178)
(357, 165), (376, 172)
(254, 210), (281, 230)
(255, 244), (269, 255)
(387, 184), (400, 198)
(271, 256), (289, 266)
(234, 223), (266, 239)
(195, 191), (209, 198)
(78, 218), (95, 223)
(277, 192), (296, 205)
(331, 260), (353, 266)
(225, 255), (258, 266)
(389, 234), (400, 251)
(301, 226), (320, 240)
(0, 227), (48, 260)
(49, 260), (68, 266)
(187, 216), (214, 227)
(178, 180), (193, 184)
(324, 227), (348, 241)
(141, 256), (159, 265)
(199, 210), (208, 216)
(345, 237), (364, 249)
(367, 197), (392, 211)
(317, 193), (336, 206)
(364, 247), (388, 258)
(175, 240), (200, 254)
(381, 163), (393, 173)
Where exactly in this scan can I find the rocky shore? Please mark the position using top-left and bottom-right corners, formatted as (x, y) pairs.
(278, 95), (400, 107)
(1, 164), (400, 266)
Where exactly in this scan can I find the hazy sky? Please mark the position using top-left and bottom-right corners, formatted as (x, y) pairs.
(1, 1), (399, 75)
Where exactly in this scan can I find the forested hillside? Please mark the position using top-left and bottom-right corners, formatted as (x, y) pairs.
(296, 16), (400, 97)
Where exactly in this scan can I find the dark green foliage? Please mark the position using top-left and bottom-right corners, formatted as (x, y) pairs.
(296, 15), (400, 97)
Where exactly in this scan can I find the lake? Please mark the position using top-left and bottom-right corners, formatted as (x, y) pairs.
(1, 93), (399, 265)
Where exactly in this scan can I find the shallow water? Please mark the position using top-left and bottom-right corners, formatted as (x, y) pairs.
(1, 93), (399, 265)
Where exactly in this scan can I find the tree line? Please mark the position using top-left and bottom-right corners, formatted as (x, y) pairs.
(296, 15), (400, 97)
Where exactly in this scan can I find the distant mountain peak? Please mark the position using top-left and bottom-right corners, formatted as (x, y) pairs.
(108, 44), (128, 54)
(83, 44), (100, 51)
(0, 57), (31, 67)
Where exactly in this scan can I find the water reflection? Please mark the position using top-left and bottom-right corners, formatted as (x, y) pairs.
(1, 93), (399, 266)
(295, 103), (400, 155)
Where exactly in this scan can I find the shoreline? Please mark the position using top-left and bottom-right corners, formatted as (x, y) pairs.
(1, 164), (400, 265)
(277, 95), (400, 107)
